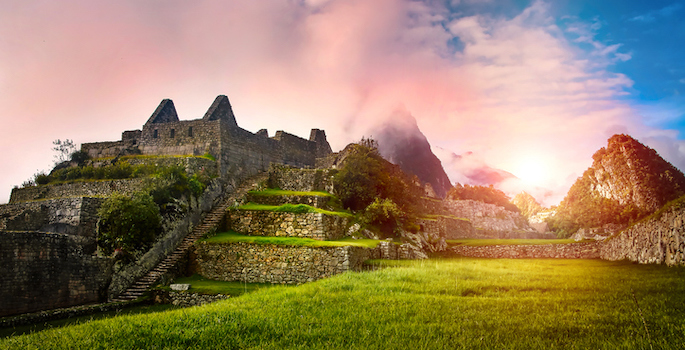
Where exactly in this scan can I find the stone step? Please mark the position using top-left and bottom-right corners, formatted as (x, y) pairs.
(110, 171), (269, 303)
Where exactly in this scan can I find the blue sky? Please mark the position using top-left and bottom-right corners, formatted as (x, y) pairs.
(0, 0), (683, 205)
(564, 0), (685, 133)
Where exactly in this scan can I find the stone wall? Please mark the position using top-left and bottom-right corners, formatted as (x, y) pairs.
(266, 166), (336, 193)
(0, 197), (102, 237)
(0, 231), (112, 317)
(193, 242), (370, 284)
(82, 139), (139, 159)
(417, 216), (474, 239)
(451, 242), (601, 259)
(417, 198), (532, 236)
(600, 207), (685, 265)
(227, 210), (350, 241)
(10, 179), (147, 203)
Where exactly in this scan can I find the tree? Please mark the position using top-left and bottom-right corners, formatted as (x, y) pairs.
(512, 191), (543, 218)
(52, 139), (77, 165)
(97, 192), (162, 255)
(447, 184), (520, 213)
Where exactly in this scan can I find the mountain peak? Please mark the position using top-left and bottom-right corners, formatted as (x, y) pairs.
(551, 134), (685, 234)
(373, 109), (452, 198)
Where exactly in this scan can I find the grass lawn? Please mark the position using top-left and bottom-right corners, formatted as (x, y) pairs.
(448, 238), (580, 246)
(200, 231), (382, 248)
(0, 304), (179, 339)
(3, 258), (685, 349)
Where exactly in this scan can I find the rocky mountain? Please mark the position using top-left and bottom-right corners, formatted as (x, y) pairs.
(373, 109), (452, 198)
(550, 134), (685, 235)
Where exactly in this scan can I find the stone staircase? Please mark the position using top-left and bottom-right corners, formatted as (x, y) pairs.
(111, 173), (267, 302)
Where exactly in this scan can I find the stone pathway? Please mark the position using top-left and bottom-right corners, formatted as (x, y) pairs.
(111, 173), (267, 302)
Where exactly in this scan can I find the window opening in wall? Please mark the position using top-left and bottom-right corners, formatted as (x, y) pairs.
(188, 127), (193, 137)
(170, 129), (175, 138)
(153, 129), (158, 138)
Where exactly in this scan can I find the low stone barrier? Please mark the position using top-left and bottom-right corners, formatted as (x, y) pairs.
(451, 242), (601, 259)
(152, 290), (230, 307)
(227, 210), (349, 241)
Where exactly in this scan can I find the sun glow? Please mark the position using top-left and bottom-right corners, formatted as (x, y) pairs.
(514, 157), (549, 185)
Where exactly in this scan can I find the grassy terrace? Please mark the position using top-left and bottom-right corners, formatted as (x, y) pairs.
(236, 203), (353, 218)
(3, 258), (685, 349)
(247, 189), (333, 197)
(162, 275), (285, 297)
(200, 231), (381, 248)
(447, 238), (580, 246)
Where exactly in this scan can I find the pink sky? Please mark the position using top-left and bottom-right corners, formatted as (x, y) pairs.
(1, 0), (684, 205)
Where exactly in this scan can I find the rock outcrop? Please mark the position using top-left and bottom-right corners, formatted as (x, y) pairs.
(552, 134), (685, 233)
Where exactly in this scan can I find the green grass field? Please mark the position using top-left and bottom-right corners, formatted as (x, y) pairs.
(3, 258), (685, 349)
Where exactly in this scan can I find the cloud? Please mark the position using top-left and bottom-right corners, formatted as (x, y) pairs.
(0, 0), (683, 206)
(629, 3), (682, 22)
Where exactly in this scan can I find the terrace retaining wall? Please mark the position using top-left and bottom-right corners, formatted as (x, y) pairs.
(192, 242), (371, 284)
(451, 242), (601, 259)
(600, 206), (685, 266)
(226, 210), (350, 241)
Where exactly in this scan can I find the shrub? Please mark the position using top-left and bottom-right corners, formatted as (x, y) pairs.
(97, 192), (162, 255)
(70, 150), (90, 165)
(35, 173), (50, 185)
(361, 198), (404, 238)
